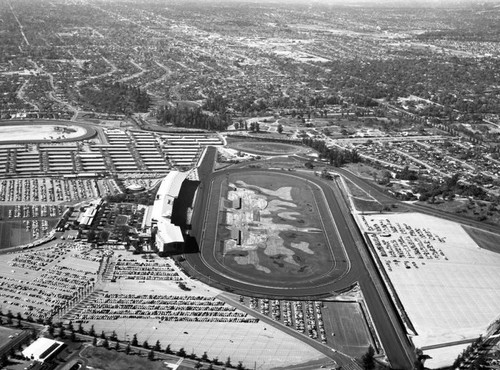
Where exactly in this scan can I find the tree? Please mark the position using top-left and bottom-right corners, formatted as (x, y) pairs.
(361, 345), (376, 370)
(115, 340), (120, 351)
(92, 337), (97, 346)
(69, 330), (76, 342)
(125, 343), (131, 354)
(6, 310), (13, 325)
(148, 350), (155, 361)
(154, 340), (161, 351)
(100, 330), (106, 339)
(110, 330), (118, 342)
(277, 124), (283, 134)
(237, 362), (245, 370)
(202, 352), (209, 362)
(102, 338), (109, 349)
(89, 325), (96, 337)
(47, 323), (54, 336)
(131, 334), (138, 346)
(142, 340), (149, 350)
(0, 353), (8, 367)
(165, 344), (172, 354)
(77, 322), (84, 334)
(177, 347), (186, 357)
(225, 357), (232, 367)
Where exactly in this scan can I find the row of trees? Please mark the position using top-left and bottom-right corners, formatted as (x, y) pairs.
(301, 137), (361, 167)
(414, 173), (488, 202)
(90, 327), (246, 369)
(452, 336), (488, 370)
(156, 105), (231, 131)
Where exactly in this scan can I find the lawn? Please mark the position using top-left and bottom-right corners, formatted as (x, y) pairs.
(463, 226), (500, 254)
(82, 346), (174, 370)
(227, 139), (304, 156)
(321, 301), (373, 358)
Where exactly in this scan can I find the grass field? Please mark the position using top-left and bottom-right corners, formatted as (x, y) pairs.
(321, 301), (373, 358)
(463, 226), (500, 254)
(82, 346), (179, 370)
(217, 172), (336, 284)
(351, 198), (384, 213)
(226, 138), (305, 156)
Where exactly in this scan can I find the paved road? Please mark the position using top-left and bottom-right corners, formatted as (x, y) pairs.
(184, 150), (415, 369)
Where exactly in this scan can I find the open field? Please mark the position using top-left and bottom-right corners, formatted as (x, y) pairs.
(217, 172), (337, 285)
(81, 346), (173, 370)
(463, 226), (500, 254)
(321, 301), (373, 358)
(226, 138), (307, 156)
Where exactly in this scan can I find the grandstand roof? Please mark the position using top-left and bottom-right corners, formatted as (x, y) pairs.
(151, 171), (189, 247)
(157, 221), (184, 244)
(157, 171), (189, 199)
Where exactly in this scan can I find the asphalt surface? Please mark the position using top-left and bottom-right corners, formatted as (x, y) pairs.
(184, 149), (415, 369)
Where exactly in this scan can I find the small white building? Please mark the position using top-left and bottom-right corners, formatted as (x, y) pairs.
(22, 337), (64, 363)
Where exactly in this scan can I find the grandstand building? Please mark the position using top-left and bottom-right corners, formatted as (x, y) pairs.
(149, 171), (193, 254)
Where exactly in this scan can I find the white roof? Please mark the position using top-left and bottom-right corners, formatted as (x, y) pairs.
(22, 338), (63, 362)
(157, 221), (184, 244)
(157, 171), (189, 198)
(151, 171), (188, 246)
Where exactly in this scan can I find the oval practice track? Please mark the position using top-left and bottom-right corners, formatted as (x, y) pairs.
(0, 120), (96, 144)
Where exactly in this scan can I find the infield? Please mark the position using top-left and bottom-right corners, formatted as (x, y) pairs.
(213, 171), (341, 287)
(227, 139), (306, 156)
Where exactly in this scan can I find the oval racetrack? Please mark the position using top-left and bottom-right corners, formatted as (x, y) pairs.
(186, 167), (357, 298)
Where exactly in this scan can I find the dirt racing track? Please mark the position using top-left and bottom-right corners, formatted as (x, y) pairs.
(186, 168), (361, 299)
